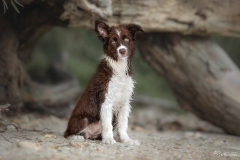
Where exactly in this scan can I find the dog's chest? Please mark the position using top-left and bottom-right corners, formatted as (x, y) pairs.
(106, 73), (134, 105)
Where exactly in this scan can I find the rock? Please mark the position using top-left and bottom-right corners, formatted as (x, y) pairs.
(48, 145), (59, 149)
(70, 140), (85, 148)
(44, 134), (57, 139)
(37, 137), (44, 142)
(131, 126), (143, 131)
(194, 132), (201, 139)
(17, 141), (41, 149)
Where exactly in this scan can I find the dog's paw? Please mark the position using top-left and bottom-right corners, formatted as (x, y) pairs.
(101, 138), (116, 144)
(68, 135), (84, 141)
(122, 139), (140, 145)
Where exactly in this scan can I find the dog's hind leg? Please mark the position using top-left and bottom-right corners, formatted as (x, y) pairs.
(64, 116), (89, 139)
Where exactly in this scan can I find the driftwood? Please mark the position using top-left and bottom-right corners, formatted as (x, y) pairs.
(62, 0), (240, 37)
(138, 33), (240, 136)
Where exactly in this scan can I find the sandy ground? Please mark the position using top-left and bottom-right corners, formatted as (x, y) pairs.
(0, 106), (240, 160)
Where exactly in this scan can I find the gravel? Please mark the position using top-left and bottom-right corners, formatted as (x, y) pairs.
(0, 107), (240, 160)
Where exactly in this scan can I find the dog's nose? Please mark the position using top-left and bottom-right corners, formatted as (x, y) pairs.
(119, 48), (126, 55)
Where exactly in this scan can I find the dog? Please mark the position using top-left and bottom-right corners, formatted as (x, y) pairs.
(64, 20), (143, 145)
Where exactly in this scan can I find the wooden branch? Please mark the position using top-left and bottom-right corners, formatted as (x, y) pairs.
(21, 79), (80, 117)
(61, 0), (112, 28)
(111, 0), (240, 37)
(62, 0), (240, 37)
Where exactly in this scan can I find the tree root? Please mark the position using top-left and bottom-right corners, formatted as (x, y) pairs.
(21, 78), (80, 117)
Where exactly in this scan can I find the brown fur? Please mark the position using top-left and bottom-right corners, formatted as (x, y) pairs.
(64, 60), (112, 138)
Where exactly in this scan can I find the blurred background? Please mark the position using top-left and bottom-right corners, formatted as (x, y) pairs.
(27, 27), (175, 101)
(27, 27), (240, 108)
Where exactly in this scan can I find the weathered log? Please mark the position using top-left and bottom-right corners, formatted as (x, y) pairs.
(62, 0), (240, 37)
(138, 33), (240, 136)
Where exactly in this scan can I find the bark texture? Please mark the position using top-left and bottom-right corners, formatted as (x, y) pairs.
(0, 17), (26, 107)
(0, 0), (112, 115)
(63, 0), (240, 37)
(138, 33), (240, 136)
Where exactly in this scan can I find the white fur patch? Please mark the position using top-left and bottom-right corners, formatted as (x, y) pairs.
(100, 55), (138, 145)
(117, 44), (128, 59)
(103, 54), (128, 74)
(116, 29), (121, 37)
(98, 26), (107, 38)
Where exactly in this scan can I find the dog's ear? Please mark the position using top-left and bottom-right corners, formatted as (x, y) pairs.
(95, 20), (110, 41)
(125, 24), (144, 40)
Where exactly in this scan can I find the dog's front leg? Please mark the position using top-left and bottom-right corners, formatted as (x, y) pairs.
(117, 103), (139, 145)
(100, 101), (116, 144)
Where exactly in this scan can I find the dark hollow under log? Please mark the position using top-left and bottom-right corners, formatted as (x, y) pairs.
(0, 0), (80, 116)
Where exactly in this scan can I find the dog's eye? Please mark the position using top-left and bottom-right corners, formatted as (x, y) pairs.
(124, 38), (129, 42)
(111, 40), (116, 44)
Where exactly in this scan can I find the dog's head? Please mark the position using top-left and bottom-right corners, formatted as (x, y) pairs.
(95, 20), (143, 61)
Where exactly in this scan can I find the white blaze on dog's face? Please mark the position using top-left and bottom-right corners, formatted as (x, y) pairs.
(95, 20), (143, 61)
(116, 44), (127, 60)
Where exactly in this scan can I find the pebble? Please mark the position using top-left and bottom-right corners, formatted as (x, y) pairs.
(94, 146), (104, 151)
(37, 137), (44, 142)
(184, 132), (194, 137)
(132, 126), (143, 131)
(58, 148), (70, 153)
(194, 132), (201, 139)
(17, 141), (41, 149)
(70, 140), (85, 148)
(44, 134), (57, 139)
(48, 145), (59, 149)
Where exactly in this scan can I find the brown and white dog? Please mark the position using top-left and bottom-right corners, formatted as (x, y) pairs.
(64, 20), (143, 145)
